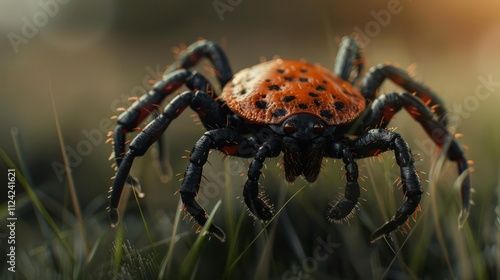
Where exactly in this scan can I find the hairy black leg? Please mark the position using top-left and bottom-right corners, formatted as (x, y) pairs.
(361, 64), (448, 125)
(180, 128), (254, 242)
(113, 70), (213, 176)
(350, 129), (423, 242)
(109, 90), (226, 226)
(166, 40), (233, 86)
(333, 36), (364, 85)
(363, 92), (471, 212)
(325, 142), (360, 221)
(243, 139), (282, 220)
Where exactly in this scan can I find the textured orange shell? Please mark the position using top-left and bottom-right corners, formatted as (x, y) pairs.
(221, 59), (365, 125)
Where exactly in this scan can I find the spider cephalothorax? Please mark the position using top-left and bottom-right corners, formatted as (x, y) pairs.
(108, 37), (471, 242)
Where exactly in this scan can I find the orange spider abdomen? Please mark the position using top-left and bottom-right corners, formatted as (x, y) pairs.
(221, 59), (366, 125)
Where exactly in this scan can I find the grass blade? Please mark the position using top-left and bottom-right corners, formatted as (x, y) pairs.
(11, 127), (63, 270)
(48, 78), (90, 256)
(224, 184), (308, 277)
(158, 198), (183, 280)
(179, 200), (222, 279)
(0, 148), (75, 263)
(133, 187), (157, 255)
(112, 222), (124, 274)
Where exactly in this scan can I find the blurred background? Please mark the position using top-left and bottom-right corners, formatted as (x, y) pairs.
(1, 0), (499, 279)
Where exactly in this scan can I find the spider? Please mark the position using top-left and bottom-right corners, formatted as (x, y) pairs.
(108, 37), (471, 242)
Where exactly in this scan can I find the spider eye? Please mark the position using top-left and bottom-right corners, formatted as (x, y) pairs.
(283, 122), (296, 134)
(313, 123), (324, 135)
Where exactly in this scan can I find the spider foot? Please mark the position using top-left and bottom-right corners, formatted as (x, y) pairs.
(108, 208), (120, 227)
(180, 191), (226, 242)
(327, 198), (357, 222)
(370, 221), (397, 243)
(189, 212), (227, 242)
(370, 212), (408, 243)
(245, 196), (274, 221)
(205, 223), (226, 242)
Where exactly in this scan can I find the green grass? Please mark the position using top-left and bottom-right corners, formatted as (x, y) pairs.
(1, 144), (494, 279)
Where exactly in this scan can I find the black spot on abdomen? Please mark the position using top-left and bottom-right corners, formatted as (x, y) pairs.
(268, 85), (281, 91)
(282, 96), (296, 102)
(334, 101), (345, 110)
(316, 85), (326, 91)
(320, 110), (333, 118)
(298, 103), (308, 109)
(255, 100), (268, 109)
(272, 108), (287, 118)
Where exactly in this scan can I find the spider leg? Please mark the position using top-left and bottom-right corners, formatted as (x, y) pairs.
(180, 128), (254, 242)
(361, 64), (448, 125)
(350, 129), (423, 242)
(333, 36), (365, 85)
(325, 142), (360, 221)
(166, 40), (233, 86)
(113, 70), (213, 177)
(363, 92), (470, 214)
(151, 40), (233, 174)
(243, 139), (282, 220)
(151, 107), (169, 177)
(109, 90), (226, 226)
